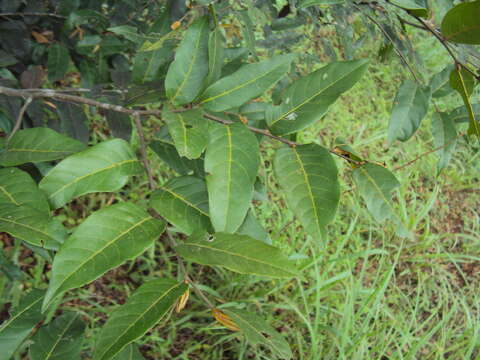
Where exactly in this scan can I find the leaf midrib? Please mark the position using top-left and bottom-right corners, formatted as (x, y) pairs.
(44, 313), (79, 359)
(160, 186), (209, 217)
(0, 295), (42, 333)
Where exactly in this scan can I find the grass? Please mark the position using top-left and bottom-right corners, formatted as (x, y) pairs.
(1, 18), (479, 360)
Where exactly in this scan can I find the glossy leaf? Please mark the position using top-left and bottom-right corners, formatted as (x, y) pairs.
(266, 59), (368, 135)
(0, 203), (66, 250)
(431, 112), (457, 174)
(30, 311), (85, 360)
(164, 108), (208, 159)
(200, 55), (294, 112)
(223, 309), (292, 360)
(0, 167), (49, 212)
(352, 163), (400, 223)
(47, 43), (70, 82)
(94, 279), (188, 360)
(205, 123), (260, 233)
(113, 345), (145, 360)
(43, 203), (165, 310)
(429, 65), (455, 98)
(441, 0), (480, 44)
(0, 128), (86, 167)
(176, 232), (298, 278)
(205, 27), (225, 87)
(149, 176), (211, 235)
(0, 289), (45, 360)
(165, 16), (209, 105)
(39, 139), (143, 209)
(389, 0), (429, 17)
(449, 67), (480, 137)
(274, 144), (339, 240)
(387, 80), (431, 143)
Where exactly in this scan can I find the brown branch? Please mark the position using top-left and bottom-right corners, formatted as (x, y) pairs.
(7, 96), (32, 143)
(0, 12), (66, 19)
(394, 132), (465, 171)
(133, 112), (156, 190)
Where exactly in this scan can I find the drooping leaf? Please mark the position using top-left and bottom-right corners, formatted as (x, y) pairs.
(47, 43), (70, 82)
(105, 111), (132, 141)
(39, 139), (143, 209)
(389, 0), (429, 17)
(205, 27), (225, 87)
(150, 139), (204, 177)
(0, 128), (86, 167)
(176, 232), (298, 278)
(0, 289), (45, 360)
(93, 279), (188, 360)
(200, 55), (294, 112)
(0, 168), (49, 213)
(149, 176), (211, 235)
(273, 144), (339, 240)
(352, 163), (400, 223)
(222, 308), (292, 360)
(42, 203), (165, 310)
(164, 108), (208, 159)
(237, 10), (257, 60)
(429, 65), (455, 98)
(54, 101), (90, 144)
(441, 0), (480, 44)
(29, 311), (85, 360)
(205, 123), (260, 233)
(448, 103), (480, 124)
(107, 25), (146, 43)
(0, 203), (66, 249)
(449, 67), (480, 137)
(387, 80), (431, 143)
(165, 16), (209, 105)
(266, 59), (368, 135)
(431, 112), (457, 174)
(113, 345), (145, 360)
(132, 44), (173, 84)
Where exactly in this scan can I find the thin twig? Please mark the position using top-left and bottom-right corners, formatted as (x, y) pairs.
(165, 231), (215, 309)
(133, 112), (156, 190)
(0, 12), (66, 19)
(356, 6), (423, 84)
(394, 133), (465, 171)
(7, 97), (32, 143)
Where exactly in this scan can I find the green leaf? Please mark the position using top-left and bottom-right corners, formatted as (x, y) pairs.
(132, 44), (173, 84)
(237, 10), (257, 60)
(0, 203), (66, 249)
(39, 139), (143, 209)
(205, 27), (225, 87)
(107, 25), (145, 43)
(176, 232), (298, 278)
(205, 123), (260, 233)
(150, 139), (204, 177)
(429, 65), (455, 98)
(223, 308), (292, 360)
(237, 210), (272, 244)
(48, 43), (70, 82)
(0, 289), (45, 360)
(94, 279), (188, 360)
(149, 176), (211, 235)
(200, 55), (294, 112)
(43, 203), (165, 310)
(273, 144), (339, 240)
(0, 168), (49, 213)
(266, 59), (368, 135)
(431, 112), (457, 174)
(449, 67), (480, 137)
(113, 345), (145, 360)
(164, 108), (208, 159)
(387, 80), (431, 143)
(0, 128), (86, 167)
(29, 311), (85, 360)
(448, 103), (480, 124)
(165, 16), (209, 105)
(389, 0), (429, 18)
(299, 0), (345, 8)
(352, 163), (400, 223)
(441, 0), (480, 44)
(55, 101), (90, 144)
